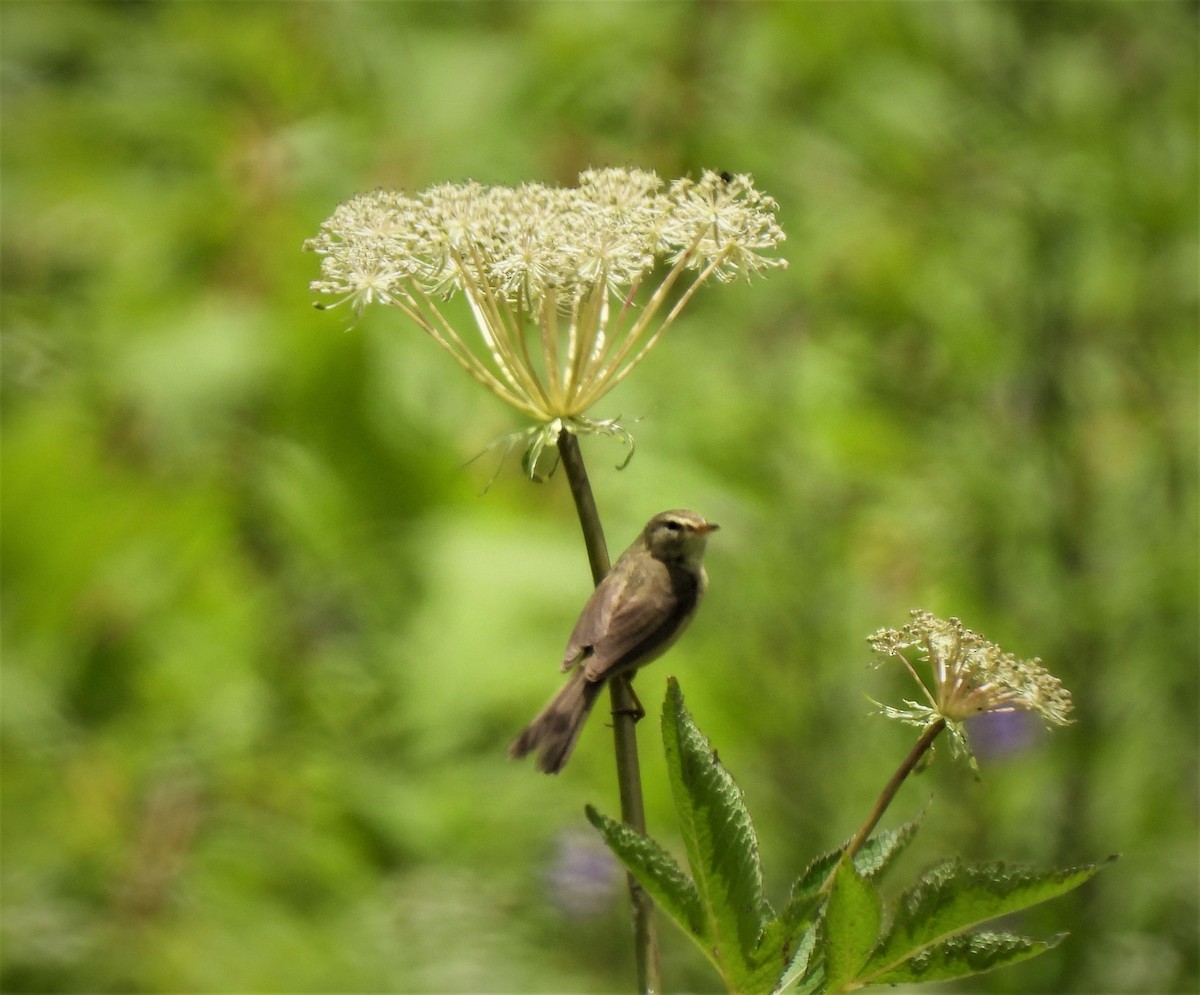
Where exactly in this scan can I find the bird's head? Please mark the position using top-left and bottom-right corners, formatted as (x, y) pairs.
(643, 509), (719, 566)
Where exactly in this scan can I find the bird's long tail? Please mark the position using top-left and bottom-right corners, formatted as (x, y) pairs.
(508, 669), (603, 774)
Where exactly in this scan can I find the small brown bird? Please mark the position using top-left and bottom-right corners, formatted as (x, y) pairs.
(509, 509), (718, 773)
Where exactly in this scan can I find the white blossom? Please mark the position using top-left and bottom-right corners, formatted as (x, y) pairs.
(305, 169), (786, 428)
(869, 610), (1073, 763)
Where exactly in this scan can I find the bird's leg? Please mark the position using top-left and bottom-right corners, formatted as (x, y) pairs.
(610, 675), (645, 723)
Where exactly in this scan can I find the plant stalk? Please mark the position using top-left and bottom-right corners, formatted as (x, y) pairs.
(824, 717), (947, 893)
(557, 426), (662, 995)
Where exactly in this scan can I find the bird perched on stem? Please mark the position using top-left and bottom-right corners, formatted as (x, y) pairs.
(510, 509), (718, 773)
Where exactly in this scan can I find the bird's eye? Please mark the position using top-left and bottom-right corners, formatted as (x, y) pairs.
(664, 520), (683, 532)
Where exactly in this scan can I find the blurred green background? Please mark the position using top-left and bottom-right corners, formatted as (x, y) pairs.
(2, 2), (1196, 992)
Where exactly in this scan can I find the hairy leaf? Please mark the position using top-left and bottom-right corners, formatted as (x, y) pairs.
(852, 816), (923, 880)
(782, 814), (924, 926)
(755, 911), (814, 993)
(865, 857), (1112, 977)
(772, 920), (823, 995)
(873, 930), (1065, 984)
(662, 677), (769, 984)
(584, 805), (706, 939)
(822, 860), (883, 994)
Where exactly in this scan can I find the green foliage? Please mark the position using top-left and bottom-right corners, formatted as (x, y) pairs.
(661, 678), (772, 980)
(871, 931), (1062, 987)
(589, 677), (783, 992)
(821, 860), (883, 993)
(771, 822), (920, 994)
(864, 857), (1112, 981)
(590, 681), (1110, 994)
(585, 807), (706, 939)
(824, 856), (1111, 991)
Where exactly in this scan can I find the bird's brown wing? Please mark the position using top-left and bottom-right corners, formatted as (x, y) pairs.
(560, 552), (638, 670)
(563, 556), (700, 683)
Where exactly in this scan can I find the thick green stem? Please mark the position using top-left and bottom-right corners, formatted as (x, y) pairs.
(557, 427), (661, 995)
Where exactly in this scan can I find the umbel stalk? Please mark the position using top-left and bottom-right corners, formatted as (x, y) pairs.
(556, 427), (661, 995)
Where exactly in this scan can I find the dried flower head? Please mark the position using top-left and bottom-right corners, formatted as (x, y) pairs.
(305, 168), (786, 470)
(868, 610), (1073, 763)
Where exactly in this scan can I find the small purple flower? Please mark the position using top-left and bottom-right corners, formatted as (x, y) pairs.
(544, 829), (622, 918)
(965, 709), (1039, 761)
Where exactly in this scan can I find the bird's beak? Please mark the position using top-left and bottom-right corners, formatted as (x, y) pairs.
(697, 522), (720, 534)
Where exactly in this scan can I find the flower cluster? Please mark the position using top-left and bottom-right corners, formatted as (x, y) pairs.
(305, 168), (786, 439)
(869, 610), (1073, 762)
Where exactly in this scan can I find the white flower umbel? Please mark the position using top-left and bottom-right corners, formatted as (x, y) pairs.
(869, 610), (1073, 764)
(305, 169), (786, 469)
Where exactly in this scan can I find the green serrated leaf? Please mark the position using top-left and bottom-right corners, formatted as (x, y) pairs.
(865, 857), (1112, 978)
(873, 930), (1066, 984)
(852, 816), (922, 881)
(790, 847), (844, 905)
(748, 906), (827, 995)
(822, 860), (883, 994)
(771, 919), (822, 994)
(662, 677), (769, 985)
(584, 805), (706, 939)
(754, 913), (813, 992)
(782, 813), (924, 926)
